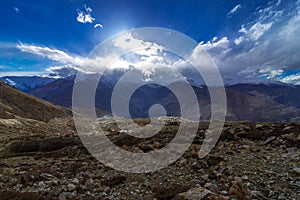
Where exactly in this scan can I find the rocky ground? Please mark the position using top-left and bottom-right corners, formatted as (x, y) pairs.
(0, 117), (299, 200)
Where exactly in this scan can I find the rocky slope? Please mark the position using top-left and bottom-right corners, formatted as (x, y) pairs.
(0, 81), (69, 122)
(0, 116), (299, 200)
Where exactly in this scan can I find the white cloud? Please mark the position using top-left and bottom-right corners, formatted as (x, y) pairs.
(238, 25), (247, 34)
(259, 67), (284, 79)
(16, 43), (84, 66)
(199, 37), (230, 50)
(234, 36), (244, 45)
(0, 71), (46, 77)
(236, 1), (284, 42)
(177, 36), (232, 85)
(276, 0), (282, 6)
(79, 33), (181, 82)
(257, 3), (283, 22)
(238, 22), (273, 41)
(191, 0), (300, 85)
(94, 23), (103, 28)
(46, 64), (81, 78)
(76, 4), (95, 24)
(77, 12), (95, 24)
(16, 44), (86, 78)
(15, 33), (170, 80)
(279, 8), (300, 38)
(248, 22), (273, 41)
(195, 37), (231, 67)
(84, 4), (92, 13)
(279, 73), (300, 85)
(13, 7), (20, 13)
(113, 32), (165, 57)
(0, 65), (5, 69)
(227, 4), (242, 17)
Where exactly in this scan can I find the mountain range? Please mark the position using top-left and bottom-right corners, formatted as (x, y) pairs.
(0, 76), (55, 92)
(1, 74), (300, 122)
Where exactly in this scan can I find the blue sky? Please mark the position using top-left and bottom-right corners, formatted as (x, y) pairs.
(0, 0), (300, 85)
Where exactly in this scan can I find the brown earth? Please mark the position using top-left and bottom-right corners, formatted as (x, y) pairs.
(0, 81), (69, 122)
(0, 116), (299, 200)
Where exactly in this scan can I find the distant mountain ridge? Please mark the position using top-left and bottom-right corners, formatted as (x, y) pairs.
(0, 76), (55, 92)
(1, 74), (300, 122)
(20, 74), (300, 122)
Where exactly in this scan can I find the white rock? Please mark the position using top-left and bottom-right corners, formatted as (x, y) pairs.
(72, 178), (79, 184)
(68, 183), (76, 191)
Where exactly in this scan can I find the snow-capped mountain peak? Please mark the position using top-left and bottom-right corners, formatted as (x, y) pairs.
(0, 76), (56, 92)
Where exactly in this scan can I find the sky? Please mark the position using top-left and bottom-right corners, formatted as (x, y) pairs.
(0, 0), (300, 85)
